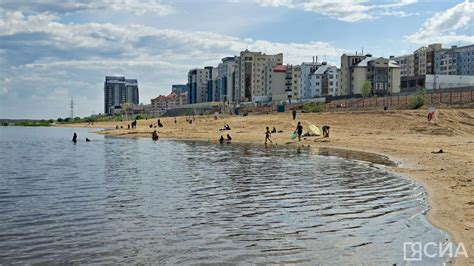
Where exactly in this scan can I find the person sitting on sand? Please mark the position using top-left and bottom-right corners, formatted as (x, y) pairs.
(157, 119), (163, 128)
(227, 134), (232, 141)
(271, 127), (277, 133)
(219, 135), (225, 143)
(149, 124), (153, 128)
(296, 122), (303, 141)
(265, 126), (272, 144)
(152, 130), (159, 141)
(72, 133), (77, 143)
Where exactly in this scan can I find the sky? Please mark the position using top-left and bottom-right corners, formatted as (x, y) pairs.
(0, 0), (473, 119)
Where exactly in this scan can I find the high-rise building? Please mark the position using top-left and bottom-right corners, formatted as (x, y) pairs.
(205, 66), (219, 102)
(217, 56), (239, 103)
(235, 50), (283, 102)
(187, 67), (215, 104)
(103, 76), (139, 114)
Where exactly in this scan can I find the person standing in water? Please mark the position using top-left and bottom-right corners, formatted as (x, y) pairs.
(265, 126), (272, 144)
(72, 133), (77, 143)
(296, 122), (303, 141)
(292, 109), (297, 120)
(152, 130), (159, 141)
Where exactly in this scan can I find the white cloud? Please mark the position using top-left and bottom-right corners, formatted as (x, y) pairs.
(406, 0), (474, 44)
(254, 0), (417, 22)
(0, 0), (174, 16)
(0, 9), (345, 118)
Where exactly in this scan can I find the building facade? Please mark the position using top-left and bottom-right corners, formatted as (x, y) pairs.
(103, 76), (139, 114)
(393, 54), (415, 77)
(151, 91), (188, 109)
(350, 56), (401, 95)
(187, 67), (214, 104)
(205, 66), (219, 102)
(312, 63), (339, 97)
(235, 50), (283, 102)
(217, 56), (239, 103)
(299, 62), (321, 99)
(457, 44), (474, 75)
(339, 53), (367, 95)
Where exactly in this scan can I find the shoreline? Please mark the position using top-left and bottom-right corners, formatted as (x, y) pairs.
(59, 109), (473, 264)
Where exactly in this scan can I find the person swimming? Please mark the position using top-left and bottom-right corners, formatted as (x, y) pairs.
(86, 138), (91, 142)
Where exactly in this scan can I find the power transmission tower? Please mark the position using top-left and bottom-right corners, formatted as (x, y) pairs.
(70, 98), (74, 119)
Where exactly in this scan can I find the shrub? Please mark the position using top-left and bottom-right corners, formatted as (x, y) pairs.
(410, 89), (425, 109)
(361, 80), (372, 97)
(302, 102), (325, 113)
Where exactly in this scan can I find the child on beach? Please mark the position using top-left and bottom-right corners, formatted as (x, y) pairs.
(296, 122), (303, 141)
(265, 126), (272, 144)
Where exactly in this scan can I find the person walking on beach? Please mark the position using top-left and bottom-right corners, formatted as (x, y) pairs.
(72, 133), (77, 143)
(174, 117), (177, 125)
(265, 126), (272, 144)
(296, 122), (303, 141)
(292, 109), (297, 120)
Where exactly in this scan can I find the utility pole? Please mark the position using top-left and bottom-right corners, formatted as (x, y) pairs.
(70, 98), (74, 119)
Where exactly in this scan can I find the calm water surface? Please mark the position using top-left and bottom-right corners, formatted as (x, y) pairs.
(0, 127), (448, 264)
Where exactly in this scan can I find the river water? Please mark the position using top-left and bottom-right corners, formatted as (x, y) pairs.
(0, 127), (449, 264)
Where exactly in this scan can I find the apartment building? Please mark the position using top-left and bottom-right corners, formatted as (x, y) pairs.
(290, 65), (301, 101)
(299, 62), (321, 99)
(311, 63), (339, 97)
(393, 54), (415, 77)
(235, 50), (283, 102)
(339, 53), (367, 95)
(205, 66), (219, 102)
(151, 91), (188, 110)
(457, 44), (474, 75)
(350, 56), (401, 95)
(217, 56), (239, 103)
(103, 76), (139, 114)
(187, 67), (215, 104)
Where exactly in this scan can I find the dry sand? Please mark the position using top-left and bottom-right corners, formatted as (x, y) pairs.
(61, 108), (474, 264)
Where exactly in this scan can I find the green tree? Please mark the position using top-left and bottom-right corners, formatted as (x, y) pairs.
(361, 80), (372, 97)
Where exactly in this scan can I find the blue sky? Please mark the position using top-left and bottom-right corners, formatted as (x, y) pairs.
(0, 0), (473, 119)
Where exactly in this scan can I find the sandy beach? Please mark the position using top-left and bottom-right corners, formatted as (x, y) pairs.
(61, 108), (474, 264)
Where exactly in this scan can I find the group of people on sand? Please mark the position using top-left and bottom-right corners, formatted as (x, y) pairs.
(72, 133), (90, 143)
(185, 116), (195, 124)
(219, 134), (232, 143)
(220, 124), (231, 131)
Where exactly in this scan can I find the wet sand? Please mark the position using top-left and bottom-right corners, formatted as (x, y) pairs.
(61, 108), (474, 264)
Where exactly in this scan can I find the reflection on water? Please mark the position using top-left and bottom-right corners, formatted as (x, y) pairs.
(0, 127), (448, 264)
